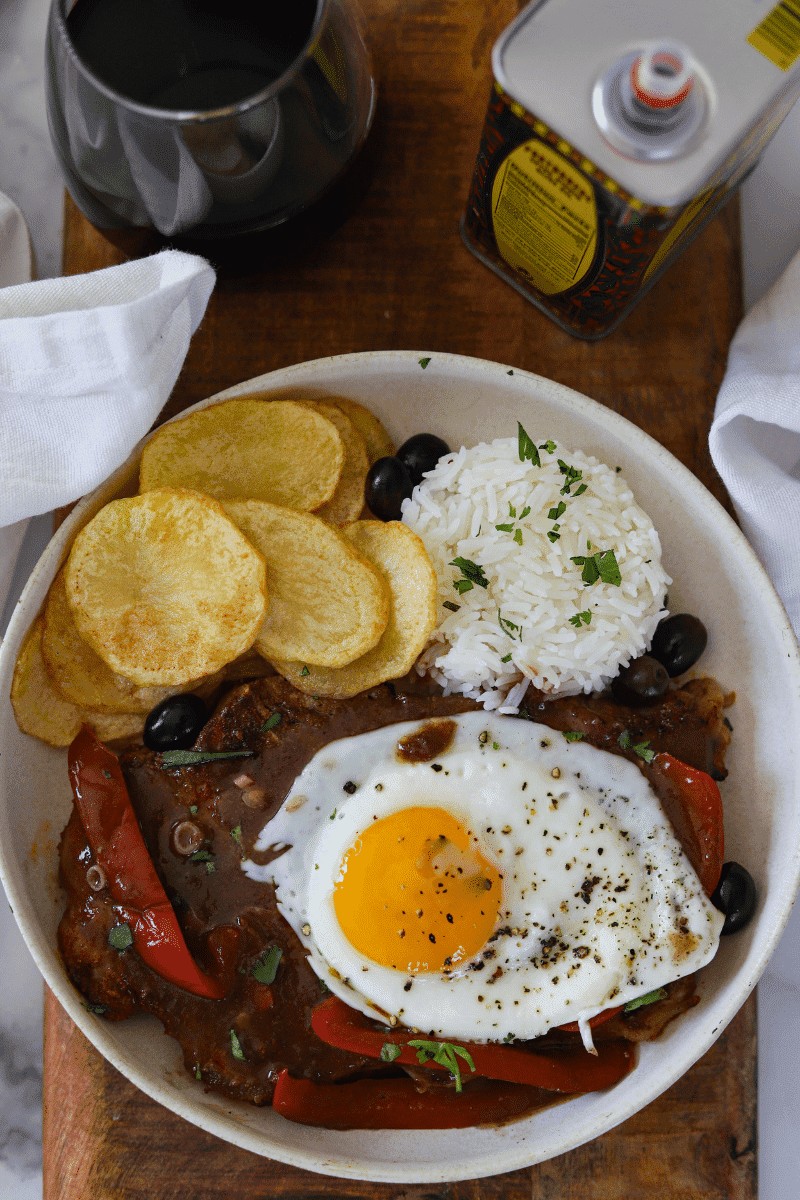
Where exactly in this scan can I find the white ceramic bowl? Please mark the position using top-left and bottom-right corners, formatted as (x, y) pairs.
(2, 351), (800, 1183)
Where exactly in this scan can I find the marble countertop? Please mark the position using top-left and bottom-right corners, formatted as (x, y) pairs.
(1, 1), (799, 1196)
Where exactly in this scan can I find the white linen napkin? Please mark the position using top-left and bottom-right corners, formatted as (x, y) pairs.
(709, 247), (800, 628)
(709, 247), (800, 1200)
(0, 232), (215, 612)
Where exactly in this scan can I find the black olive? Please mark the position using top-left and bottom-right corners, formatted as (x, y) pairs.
(144, 694), (207, 752)
(711, 861), (757, 935)
(365, 456), (414, 521)
(650, 613), (708, 677)
(396, 433), (451, 486)
(610, 655), (670, 706)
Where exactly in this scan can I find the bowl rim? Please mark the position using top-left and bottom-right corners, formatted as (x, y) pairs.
(2, 348), (800, 1182)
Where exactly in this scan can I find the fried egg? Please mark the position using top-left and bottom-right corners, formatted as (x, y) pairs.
(243, 712), (723, 1043)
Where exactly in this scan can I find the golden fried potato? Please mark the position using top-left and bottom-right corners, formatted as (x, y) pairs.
(139, 398), (344, 511)
(303, 402), (369, 526)
(41, 570), (224, 713)
(41, 570), (176, 713)
(64, 488), (267, 687)
(272, 520), (436, 697)
(329, 397), (395, 464)
(11, 619), (144, 747)
(224, 500), (389, 668)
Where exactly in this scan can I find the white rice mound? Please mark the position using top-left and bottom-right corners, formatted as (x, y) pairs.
(401, 436), (670, 712)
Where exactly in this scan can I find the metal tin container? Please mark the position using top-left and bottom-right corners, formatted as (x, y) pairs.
(462, 0), (800, 339)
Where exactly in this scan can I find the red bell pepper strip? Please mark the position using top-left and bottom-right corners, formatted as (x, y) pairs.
(272, 1069), (546, 1130)
(68, 725), (226, 1000)
(311, 997), (635, 1094)
(648, 752), (724, 895)
(559, 1005), (623, 1034)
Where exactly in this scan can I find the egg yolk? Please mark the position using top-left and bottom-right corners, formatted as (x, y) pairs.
(333, 805), (502, 974)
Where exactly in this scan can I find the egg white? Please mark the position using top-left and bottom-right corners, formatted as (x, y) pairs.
(243, 712), (723, 1042)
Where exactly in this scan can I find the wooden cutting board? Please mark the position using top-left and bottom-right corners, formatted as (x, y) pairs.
(43, 2), (755, 1196)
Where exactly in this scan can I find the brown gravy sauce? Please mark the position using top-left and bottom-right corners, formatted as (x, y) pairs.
(57, 675), (729, 1110)
(396, 718), (458, 763)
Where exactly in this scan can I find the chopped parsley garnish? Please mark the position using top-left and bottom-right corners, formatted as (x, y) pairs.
(547, 529), (560, 543)
(418, 356), (431, 369)
(539, 440), (557, 455)
(569, 610), (592, 628)
(194, 1065), (202, 1080)
(189, 805), (198, 815)
(160, 749), (253, 768)
(443, 600), (460, 613)
(563, 731), (585, 742)
(498, 611), (521, 639)
(513, 528), (523, 546)
(189, 849), (216, 873)
(229, 1029), (246, 1061)
(570, 548), (621, 587)
(501, 653), (513, 663)
(495, 522), (515, 533)
(508, 503), (516, 518)
(300, 665), (310, 677)
(329, 808), (337, 821)
(548, 501), (566, 521)
(84, 1002), (108, 1015)
(408, 1039), (476, 1093)
(261, 712), (282, 733)
(624, 987), (667, 1013)
(617, 730), (656, 763)
(517, 422), (541, 466)
(380, 1042), (402, 1063)
(230, 825), (243, 847)
(450, 557), (488, 589)
(108, 923), (133, 952)
(557, 460), (584, 495)
(251, 945), (282, 985)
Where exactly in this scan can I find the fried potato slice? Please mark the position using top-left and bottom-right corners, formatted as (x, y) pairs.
(272, 520), (436, 697)
(303, 402), (369, 526)
(64, 488), (267, 687)
(224, 500), (389, 668)
(41, 570), (223, 713)
(41, 570), (179, 713)
(329, 397), (395, 464)
(11, 619), (144, 747)
(139, 399), (344, 511)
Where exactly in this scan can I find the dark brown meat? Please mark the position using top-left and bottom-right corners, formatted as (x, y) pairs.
(523, 675), (733, 780)
(57, 675), (728, 1107)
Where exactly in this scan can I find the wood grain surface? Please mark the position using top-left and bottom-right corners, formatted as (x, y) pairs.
(43, 1), (755, 1197)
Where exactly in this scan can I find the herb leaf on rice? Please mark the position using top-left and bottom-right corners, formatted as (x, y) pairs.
(400, 433), (670, 710)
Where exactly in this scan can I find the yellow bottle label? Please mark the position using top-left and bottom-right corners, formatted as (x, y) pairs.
(490, 140), (598, 296)
(748, 0), (800, 70)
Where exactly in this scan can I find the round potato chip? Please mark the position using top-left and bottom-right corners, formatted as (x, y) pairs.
(11, 619), (144, 747)
(41, 570), (180, 714)
(224, 500), (389, 668)
(328, 397), (395, 463)
(139, 399), (344, 511)
(303, 402), (369, 526)
(272, 520), (436, 697)
(64, 489), (268, 687)
(41, 569), (224, 712)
